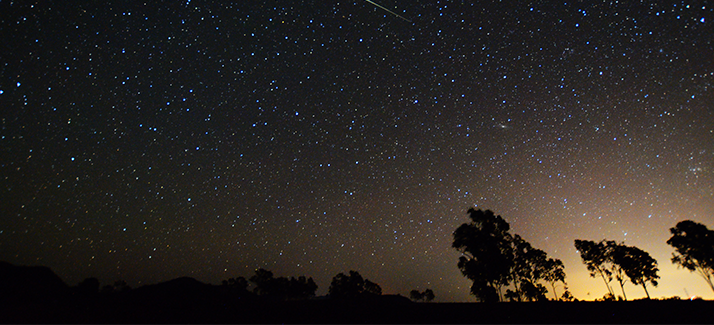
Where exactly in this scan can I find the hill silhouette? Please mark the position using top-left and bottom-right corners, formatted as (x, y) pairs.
(0, 261), (69, 304)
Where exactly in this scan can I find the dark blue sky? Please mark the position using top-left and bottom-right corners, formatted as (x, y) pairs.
(1, 0), (713, 301)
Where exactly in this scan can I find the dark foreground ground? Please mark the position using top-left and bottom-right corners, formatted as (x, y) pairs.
(2, 298), (712, 323)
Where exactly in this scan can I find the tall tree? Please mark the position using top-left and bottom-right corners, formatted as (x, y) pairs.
(576, 240), (658, 300)
(613, 245), (659, 299)
(667, 220), (714, 293)
(574, 240), (614, 297)
(510, 234), (549, 301)
(605, 241), (630, 301)
(542, 258), (566, 300)
(453, 208), (514, 302)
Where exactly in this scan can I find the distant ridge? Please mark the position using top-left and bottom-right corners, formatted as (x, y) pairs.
(0, 261), (68, 303)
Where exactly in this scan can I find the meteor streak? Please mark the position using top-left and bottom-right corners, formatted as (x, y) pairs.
(365, 0), (412, 22)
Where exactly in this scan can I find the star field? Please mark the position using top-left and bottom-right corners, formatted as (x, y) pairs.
(1, 0), (713, 301)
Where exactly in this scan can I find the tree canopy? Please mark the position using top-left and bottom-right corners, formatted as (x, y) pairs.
(409, 288), (435, 302)
(328, 270), (382, 298)
(574, 240), (615, 297)
(453, 209), (514, 302)
(667, 220), (714, 293)
(453, 208), (566, 302)
(248, 268), (317, 300)
(612, 245), (659, 299)
(574, 240), (659, 300)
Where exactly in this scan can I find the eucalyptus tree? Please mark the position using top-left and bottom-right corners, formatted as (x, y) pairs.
(613, 245), (659, 299)
(542, 258), (567, 300)
(574, 240), (614, 297)
(453, 208), (514, 302)
(667, 220), (714, 293)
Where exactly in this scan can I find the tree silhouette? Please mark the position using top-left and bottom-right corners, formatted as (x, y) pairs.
(423, 288), (435, 302)
(453, 208), (513, 302)
(574, 240), (614, 297)
(510, 234), (550, 301)
(409, 288), (435, 302)
(560, 287), (574, 301)
(329, 270), (381, 298)
(247, 269), (317, 299)
(612, 245), (659, 299)
(75, 277), (100, 296)
(667, 220), (714, 293)
(576, 240), (661, 300)
(606, 241), (630, 301)
(542, 258), (566, 300)
(287, 276), (318, 299)
(364, 279), (382, 295)
(222, 276), (249, 292)
(249, 268), (275, 296)
(454, 208), (566, 302)
(409, 289), (423, 302)
(520, 280), (547, 301)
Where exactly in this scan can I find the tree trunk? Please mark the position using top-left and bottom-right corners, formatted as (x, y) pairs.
(597, 269), (614, 296)
(512, 277), (522, 302)
(641, 283), (650, 299)
(551, 283), (558, 301)
(697, 267), (714, 293)
(618, 281), (627, 301)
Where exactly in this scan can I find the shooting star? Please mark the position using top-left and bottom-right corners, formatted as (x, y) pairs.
(365, 0), (412, 22)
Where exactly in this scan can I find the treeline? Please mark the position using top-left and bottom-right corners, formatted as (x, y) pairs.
(4, 209), (711, 306)
(67, 269), (385, 301)
(220, 269), (387, 300)
(453, 208), (714, 302)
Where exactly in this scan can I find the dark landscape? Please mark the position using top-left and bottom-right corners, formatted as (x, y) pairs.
(1, 261), (711, 324)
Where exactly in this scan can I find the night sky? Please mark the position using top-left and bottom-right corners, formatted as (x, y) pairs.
(1, 0), (713, 302)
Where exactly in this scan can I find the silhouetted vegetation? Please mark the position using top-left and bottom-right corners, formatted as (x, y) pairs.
(667, 220), (714, 293)
(574, 239), (616, 297)
(543, 257), (567, 300)
(247, 268), (317, 300)
(574, 240), (659, 300)
(222, 276), (249, 292)
(612, 244), (659, 299)
(1, 258), (714, 323)
(409, 288), (435, 302)
(452, 209), (513, 302)
(329, 270), (382, 298)
(2, 216), (714, 322)
(452, 208), (567, 302)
